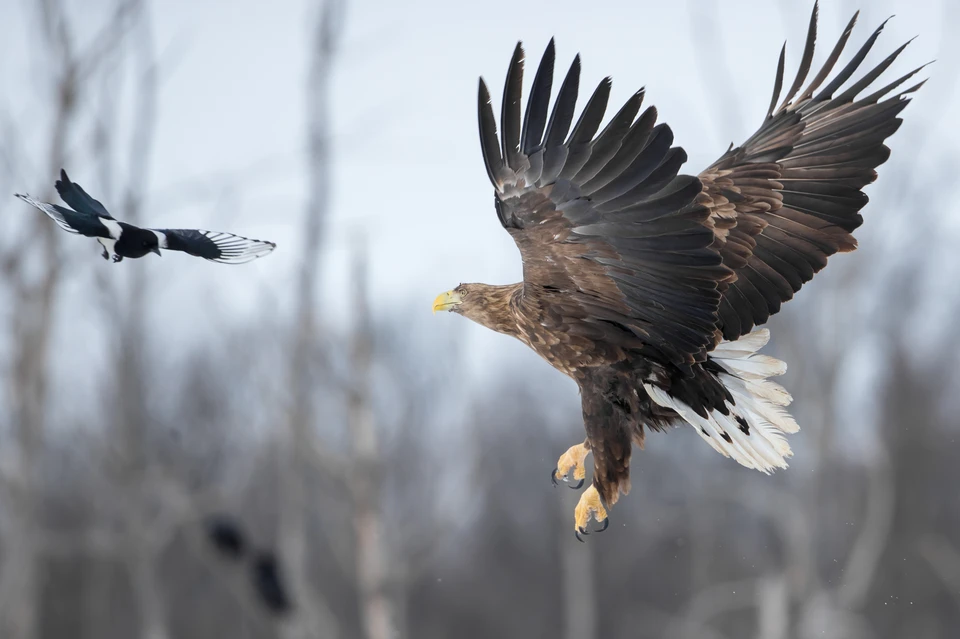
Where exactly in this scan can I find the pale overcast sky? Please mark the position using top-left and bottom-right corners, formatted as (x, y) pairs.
(1, 0), (956, 390)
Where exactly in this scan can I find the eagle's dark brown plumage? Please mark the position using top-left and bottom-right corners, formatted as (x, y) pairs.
(433, 2), (924, 539)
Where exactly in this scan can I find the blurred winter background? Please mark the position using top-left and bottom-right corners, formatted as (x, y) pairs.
(1, 0), (958, 637)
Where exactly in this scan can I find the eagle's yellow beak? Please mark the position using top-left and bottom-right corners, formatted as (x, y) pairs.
(432, 290), (462, 314)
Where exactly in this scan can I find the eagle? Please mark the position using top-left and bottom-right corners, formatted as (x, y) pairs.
(432, 2), (925, 540)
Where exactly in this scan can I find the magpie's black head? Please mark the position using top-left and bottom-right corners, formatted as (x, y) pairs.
(120, 227), (162, 259)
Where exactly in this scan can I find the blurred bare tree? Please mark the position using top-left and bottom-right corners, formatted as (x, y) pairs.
(276, 0), (346, 637)
(0, 1), (141, 637)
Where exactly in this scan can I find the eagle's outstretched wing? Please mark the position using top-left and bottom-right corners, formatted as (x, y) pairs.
(479, 41), (731, 368)
(699, 2), (927, 341)
(151, 229), (276, 264)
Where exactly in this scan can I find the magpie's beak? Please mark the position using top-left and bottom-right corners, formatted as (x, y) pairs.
(152, 248), (162, 257)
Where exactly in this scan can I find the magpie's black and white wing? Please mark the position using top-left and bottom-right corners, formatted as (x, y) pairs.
(152, 229), (276, 264)
(14, 193), (112, 238)
(55, 170), (114, 219)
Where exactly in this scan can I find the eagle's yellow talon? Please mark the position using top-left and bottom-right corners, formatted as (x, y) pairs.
(553, 442), (590, 488)
(574, 485), (608, 541)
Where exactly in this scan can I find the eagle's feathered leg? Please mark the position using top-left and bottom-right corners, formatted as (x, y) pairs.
(571, 368), (638, 540)
(551, 439), (591, 489)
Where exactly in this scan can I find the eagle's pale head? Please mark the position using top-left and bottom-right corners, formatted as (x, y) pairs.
(432, 282), (521, 335)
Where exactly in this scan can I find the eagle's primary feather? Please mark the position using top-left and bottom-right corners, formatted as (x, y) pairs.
(433, 2), (924, 533)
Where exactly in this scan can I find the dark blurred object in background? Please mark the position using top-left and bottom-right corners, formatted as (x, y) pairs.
(204, 514), (248, 561)
(251, 550), (293, 616)
(204, 514), (294, 617)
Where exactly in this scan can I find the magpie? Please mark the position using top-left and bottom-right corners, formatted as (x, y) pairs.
(14, 170), (276, 264)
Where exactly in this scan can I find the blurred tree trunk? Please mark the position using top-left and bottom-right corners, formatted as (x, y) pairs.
(113, 278), (172, 639)
(278, 1), (344, 637)
(559, 503), (597, 639)
(1, 1), (77, 635)
(1, 1), (151, 635)
(870, 346), (940, 637)
(755, 575), (788, 639)
(112, 7), (171, 637)
(348, 244), (395, 639)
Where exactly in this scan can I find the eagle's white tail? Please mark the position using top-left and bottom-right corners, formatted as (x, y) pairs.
(644, 329), (798, 473)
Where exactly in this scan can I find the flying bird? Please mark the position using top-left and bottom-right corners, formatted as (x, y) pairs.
(433, 3), (925, 540)
(15, 170), (276, 264)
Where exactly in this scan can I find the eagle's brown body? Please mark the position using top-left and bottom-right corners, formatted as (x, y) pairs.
(457, 279), (737, 504)
(482, 284), (633, 375)
(433, 2), (924, 535)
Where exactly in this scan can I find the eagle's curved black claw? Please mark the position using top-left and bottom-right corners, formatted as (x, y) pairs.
(575, 527), (589, 543)
(595, 518), (609, 533)
(552, 467), (584, 489)
(112, 254), (123, 263)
